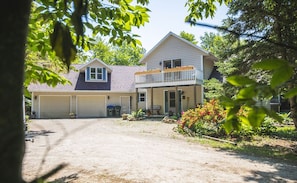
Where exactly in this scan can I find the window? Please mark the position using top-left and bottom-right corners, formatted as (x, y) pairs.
(173, 59), (181, 67)
(163, 59), (181, 69)
(163, 60), (172, 69)
(97, 68), (103, 79)
(139, 93), (146, 102)
(90, 67), (103, 80)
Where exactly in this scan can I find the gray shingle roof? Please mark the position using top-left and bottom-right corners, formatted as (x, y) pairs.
(28, 65), (145, 92)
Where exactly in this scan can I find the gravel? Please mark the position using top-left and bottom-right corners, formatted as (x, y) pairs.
(23, 118), (297, 183)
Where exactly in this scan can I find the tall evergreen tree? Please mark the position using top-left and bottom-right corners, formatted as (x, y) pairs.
(223, 0), (297, 129)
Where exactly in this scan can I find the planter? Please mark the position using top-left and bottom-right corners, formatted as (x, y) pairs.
(122, 114), (128, 120)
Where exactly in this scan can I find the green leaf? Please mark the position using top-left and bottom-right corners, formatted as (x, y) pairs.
(219, 96), (235, 107)
(239, 116), (250, 126)
(226, 105), (240, 120)
(237, 86), (256, 99)
(247, 107), (266, 128)
(284, 87), (297, 98)
(227, 75), (256, 87)
(271, 65), (293, 88)
(253, 59), (287, 70)
(223, 117), (241, 134)
(222, 119), (233, 134)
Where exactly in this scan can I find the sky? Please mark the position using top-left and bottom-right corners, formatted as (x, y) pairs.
(132, 0), (228, 51)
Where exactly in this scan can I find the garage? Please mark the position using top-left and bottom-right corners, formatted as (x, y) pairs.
(39, 96), (71, 118)
(77, 95), (106, 118)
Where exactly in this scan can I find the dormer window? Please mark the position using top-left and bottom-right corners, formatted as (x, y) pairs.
(86, 67), (107, 82)
(90, 67), (103, 80)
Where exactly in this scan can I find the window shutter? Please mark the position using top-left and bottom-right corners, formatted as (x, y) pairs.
(86, 67), (90, 80)
(103, 68), (106, 81)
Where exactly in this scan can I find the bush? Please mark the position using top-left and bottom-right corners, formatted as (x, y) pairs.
(127, 109), (145, 121)
(179, 99), (226, 136)
(178, 99), (283, 139)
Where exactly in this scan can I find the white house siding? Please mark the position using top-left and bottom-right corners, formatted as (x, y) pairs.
(145, 36), (206, 71)
(203, 58), (214, 79)
(39, 95), (71, 118)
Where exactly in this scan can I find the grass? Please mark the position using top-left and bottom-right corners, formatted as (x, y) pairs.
(187, 125), (297, 164)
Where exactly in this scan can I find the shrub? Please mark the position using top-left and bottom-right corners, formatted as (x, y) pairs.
(179, 99), (226, 136)
(127, 109), (145, 121)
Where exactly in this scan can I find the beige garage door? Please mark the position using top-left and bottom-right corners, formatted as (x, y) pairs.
(77, 96), (106, 118)
(40, 96), (70, 118)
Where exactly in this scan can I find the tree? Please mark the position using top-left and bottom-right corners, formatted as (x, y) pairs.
(1, 0), (231, 182)
(218, 0), (297, 131)
(88, 38), (145, 65)
(180, 31), (198, 44)
(189, 0), (297, 132)
(199, 32), (240, 99)
(0, 0), (150, 182)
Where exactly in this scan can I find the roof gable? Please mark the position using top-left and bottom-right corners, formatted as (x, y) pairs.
(79, 58), (112, 72)
(139, 32), (212, 64)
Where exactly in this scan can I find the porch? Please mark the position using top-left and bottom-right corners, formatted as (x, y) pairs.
(134, 66), (203, 88)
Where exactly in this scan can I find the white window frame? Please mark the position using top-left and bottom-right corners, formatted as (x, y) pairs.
(90, 67), (103, 80)
(138, 92), (146, 102)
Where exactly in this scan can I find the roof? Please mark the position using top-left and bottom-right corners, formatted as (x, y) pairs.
(28, 64), (146, 93)
(139, 31), (216, 64)
(79, 58), (112, 72)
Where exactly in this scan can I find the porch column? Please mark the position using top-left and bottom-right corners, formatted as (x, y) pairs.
(151, 87), (153, 114)
(201, 85), (204, 105)
(194, 84), (197, 107)
(136, 88), (138, 111)
(175, 86), (178, 116)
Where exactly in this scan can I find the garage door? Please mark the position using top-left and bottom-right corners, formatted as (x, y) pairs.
(77, 96), (106, 118)
(40, 96), (70, 118)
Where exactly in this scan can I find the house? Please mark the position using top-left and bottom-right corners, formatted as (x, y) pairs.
(28, 32), (218, 118)
(28, 59), (146, 118)
(134, 31), (217, 116)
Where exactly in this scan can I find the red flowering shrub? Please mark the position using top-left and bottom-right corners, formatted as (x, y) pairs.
(179, 99), (226, 135)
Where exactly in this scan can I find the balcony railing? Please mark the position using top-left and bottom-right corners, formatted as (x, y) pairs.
(135, 66), (203, 88)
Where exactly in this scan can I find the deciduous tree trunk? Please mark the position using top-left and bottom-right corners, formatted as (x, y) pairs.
(0, 1), (31, 182)
(289, 96), (297, 130)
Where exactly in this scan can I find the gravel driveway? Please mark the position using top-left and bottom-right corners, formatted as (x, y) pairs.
(23, 118), (297, 183)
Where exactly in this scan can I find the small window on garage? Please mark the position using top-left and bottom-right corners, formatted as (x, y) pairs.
(139, 93), (146, 102)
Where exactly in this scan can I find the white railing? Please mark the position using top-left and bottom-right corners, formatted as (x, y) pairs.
(135, 69), (203, 86)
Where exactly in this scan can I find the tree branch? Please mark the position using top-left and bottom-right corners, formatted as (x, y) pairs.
(187, 20), (297, 51)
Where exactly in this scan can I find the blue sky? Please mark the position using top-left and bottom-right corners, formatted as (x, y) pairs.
(132, 1), (228, 51)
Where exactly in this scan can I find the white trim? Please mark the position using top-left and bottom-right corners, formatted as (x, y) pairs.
(31, 92), (34, 116)
(138, 92), (146, 102)
(79, 58), (112, 72)
(200, 55), (204, 73)
(38, 95), (40, 118)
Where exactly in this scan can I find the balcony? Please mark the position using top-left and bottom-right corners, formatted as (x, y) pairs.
(135, 66), (203, 88)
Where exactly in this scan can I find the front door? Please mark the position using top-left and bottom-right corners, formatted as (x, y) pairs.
(120, 96), (130, 114)
(164, 90), (182, 115)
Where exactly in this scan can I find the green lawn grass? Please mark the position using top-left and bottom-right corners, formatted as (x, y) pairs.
(188, 125), (297, 164)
